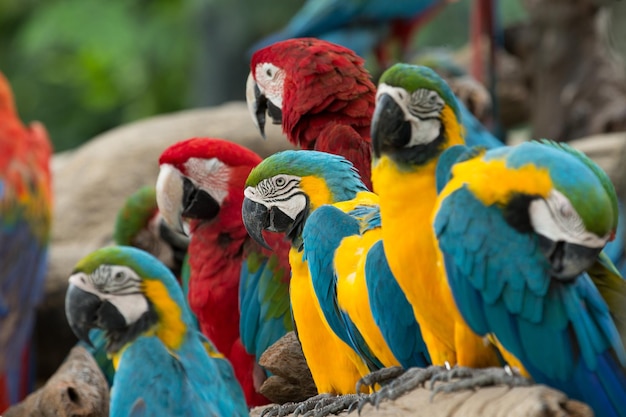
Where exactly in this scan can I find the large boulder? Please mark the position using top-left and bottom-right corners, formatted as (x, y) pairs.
(36, 101), (293, 382)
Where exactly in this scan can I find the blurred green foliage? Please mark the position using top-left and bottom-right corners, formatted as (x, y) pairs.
(2, 0), (526, 153)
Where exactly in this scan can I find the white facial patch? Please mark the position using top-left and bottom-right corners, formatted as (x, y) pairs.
(156, 164), (185, 234)
(183, 157), (231, 206)
(244, 174), (305, 220)
(254, 62), (285, 109)
(529, 189), (610, 248)
(376, 83), (443, 147)
(69, 266), (149, 325)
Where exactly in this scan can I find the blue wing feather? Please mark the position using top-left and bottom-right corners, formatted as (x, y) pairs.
(111, 333), (247, 417)
(365, 240), (431, 368)
(239, 251), (292, 362)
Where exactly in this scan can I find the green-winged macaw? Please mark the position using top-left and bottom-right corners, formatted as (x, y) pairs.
(65, 246), (248, 417)
(433, 140), (626, 417)
(155, 137), (292, 407)
(370, 63), (502, 369)
(0, 72), (52, 409)
(241, 150), (430, 415)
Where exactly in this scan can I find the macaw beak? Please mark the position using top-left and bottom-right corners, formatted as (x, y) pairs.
(246, 72), (283, 140)
(246, 72), (268, 139)
(242, 197), (272, 250)
(156, 164), (220, 236)
(156, 164), (188, 235)
(537, 235), (603, 280)
(65, 283), (102, 348)
(371, 93), (412, 158)
(180, 177), (220, 221)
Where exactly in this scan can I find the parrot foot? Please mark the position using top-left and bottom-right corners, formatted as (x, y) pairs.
(355, 366), (405, 393)
(260, 393), (364, 417)
(359, 365), (447, 410)
(429, 365), (533, 400)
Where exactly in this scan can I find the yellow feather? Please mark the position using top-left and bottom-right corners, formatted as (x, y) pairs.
(300, 176), (332, 211)
(288, 250), (371, 394)
(142, 279), (187, 350)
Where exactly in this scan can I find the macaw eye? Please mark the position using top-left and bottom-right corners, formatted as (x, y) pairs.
(266, 68), (272, 77)
(114, 271), (125, 281)
(275, 176), (286, 187)
(429, 92), (438, 103)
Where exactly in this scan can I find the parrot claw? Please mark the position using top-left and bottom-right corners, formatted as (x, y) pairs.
(364, 366), (446, 407)
(355, 366), (406, 393)
(428, 366), (533, 400)
(260, 393), (364, 417)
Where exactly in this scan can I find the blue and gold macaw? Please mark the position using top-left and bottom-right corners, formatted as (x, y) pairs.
(433, 140), (626, 417)
(65, 246), (248, 417)
(241, 150), (431, 415)
(370, 63), (502, 369)
(242, 150), (373, 398)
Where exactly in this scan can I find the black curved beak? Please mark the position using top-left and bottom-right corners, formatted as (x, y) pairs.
(242, 197), (272, 250)
(537, 235), (603, 280)
(181, 177), (220, 221)
(254, 83), (268, 139)
(371, 93), (412, 158)
(65, 284), (101, 347)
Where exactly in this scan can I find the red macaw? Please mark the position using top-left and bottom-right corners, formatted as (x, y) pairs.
(247, 38), (375, 189)
(155, 137), (292, 407)
(0, 72), (52, 410)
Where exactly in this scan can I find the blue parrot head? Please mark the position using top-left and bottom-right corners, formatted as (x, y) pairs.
(480, 141), (617, 279)
(65, 246), (191, 354)
(371, 63), (463, 168)
(242, 150), (368, 249)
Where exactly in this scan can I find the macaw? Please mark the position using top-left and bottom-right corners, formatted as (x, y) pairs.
(241, 150), (430, 415)
(248, 0), (451, 67)
(433, 140), (626, 417)
(0, 72), (52, 410)
(64, 246), (248, 417)
(370, 63), (503, 369)
(155, 137), (292, 407)
(113, 186), (189, 279)
(81, 186), (191, 387)
(247, 38), (375, 190)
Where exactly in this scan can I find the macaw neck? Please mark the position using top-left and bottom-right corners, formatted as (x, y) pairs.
(285, 104), (371, 150)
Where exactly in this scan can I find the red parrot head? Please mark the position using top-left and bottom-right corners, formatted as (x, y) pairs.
(246, 38), (376, 149)
(156, 137), (262, 235)
(0, 72), (17, 117)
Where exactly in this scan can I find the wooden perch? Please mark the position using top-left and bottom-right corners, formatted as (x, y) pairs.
(5, 346), (109, 417)
(252, 382), (592, 417)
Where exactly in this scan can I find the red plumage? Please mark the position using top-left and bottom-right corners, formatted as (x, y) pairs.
(158, 138), (291, 407)
(251, 38), (375, 189)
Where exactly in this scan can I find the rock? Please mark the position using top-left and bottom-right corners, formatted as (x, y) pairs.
(36, 101), (294, 383)
(258, 332), (317, 404)
(5, 346), (109, 417)
(251, 383), (592, 417)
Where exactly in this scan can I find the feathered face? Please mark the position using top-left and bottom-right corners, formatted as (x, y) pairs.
(241, 150), (367, 250)
(155, 137), (262, 235)
(371, 63), (460, 165)
(65, 247), (165, 353)
(246, 38), (373, 141)
(242, 173), (309, 250)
